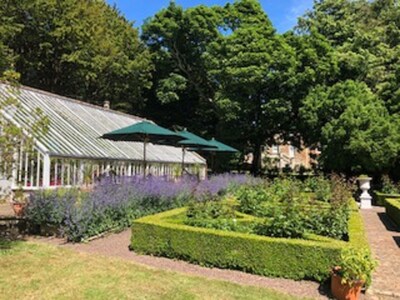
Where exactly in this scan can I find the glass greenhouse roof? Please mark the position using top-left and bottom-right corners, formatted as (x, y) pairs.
(0, 83), (205, 165)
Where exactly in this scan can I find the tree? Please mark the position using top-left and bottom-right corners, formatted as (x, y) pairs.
(294, 0), (400, 175)
(300, 80), (400, 174)
(297, 0), (400, 114)
(0, 0), (153, 114)
(205, 0), (297, 174)
(141, 2), (221, 133)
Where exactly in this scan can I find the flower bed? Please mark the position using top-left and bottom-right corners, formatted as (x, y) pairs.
(385, 198), (400, 227)
(25, 174), (255, 242)
(130, 201), (367, 281)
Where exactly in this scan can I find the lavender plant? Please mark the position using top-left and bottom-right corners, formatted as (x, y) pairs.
(26, 173), (252, 241)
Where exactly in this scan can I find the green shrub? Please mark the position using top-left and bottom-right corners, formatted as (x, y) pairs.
(253, 210), (305, 238)
(303, 176), (332, 201)
(131, 202), (368, 282)
(235, 176), (352, 240)
(184, 200), (254, 233)
(381, 175), (400, 194)
(385, 198), (400, 227)
(347, 201), (369, 249)
(333, 247), (377, 287)
(374, 192), (400, 206)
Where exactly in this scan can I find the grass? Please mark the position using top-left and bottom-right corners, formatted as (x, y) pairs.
(0, 239), (302, 300)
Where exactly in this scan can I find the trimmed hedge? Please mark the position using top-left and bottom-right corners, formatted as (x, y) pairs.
(131, 201), (368, 282)
(385, 198), (400, 227)
(374, 192), (400, 206)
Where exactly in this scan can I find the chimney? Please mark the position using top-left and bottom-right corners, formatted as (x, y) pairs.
(103, 101), (110, 110)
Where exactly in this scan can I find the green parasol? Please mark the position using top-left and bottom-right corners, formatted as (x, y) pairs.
(101, 121), (184, 177)
(176, 129), (217, 173)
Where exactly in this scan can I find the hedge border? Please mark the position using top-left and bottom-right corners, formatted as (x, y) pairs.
(131, 201), (368, 282)
(374, 192), (400, 206)
(385, 198), (400, 227)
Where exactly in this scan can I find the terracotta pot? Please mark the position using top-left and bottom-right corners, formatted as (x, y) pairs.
(331, 274), (363, 300)
(12, 202), (26, 217)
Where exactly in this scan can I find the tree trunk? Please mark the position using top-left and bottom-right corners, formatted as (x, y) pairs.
(251, 142), (262, 175)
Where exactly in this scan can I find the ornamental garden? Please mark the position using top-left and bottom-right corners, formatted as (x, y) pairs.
(23, 173), (391, 288)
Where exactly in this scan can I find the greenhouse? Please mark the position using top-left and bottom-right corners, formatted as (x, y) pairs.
(0, 83), (206, 191)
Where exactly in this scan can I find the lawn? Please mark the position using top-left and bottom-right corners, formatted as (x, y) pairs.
(0, 240), (301, 300)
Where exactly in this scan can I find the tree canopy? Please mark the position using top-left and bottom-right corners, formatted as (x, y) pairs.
(0, 0), (153, 113)
(2, 0), (400, 175)
(300, 80), (400, 173)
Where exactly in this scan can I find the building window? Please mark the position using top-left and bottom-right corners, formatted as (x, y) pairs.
(289, 145), (296, 158)
(271, 145), (279, 154)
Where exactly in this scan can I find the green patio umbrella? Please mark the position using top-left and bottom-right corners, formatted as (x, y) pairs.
(176, 129), (217, 173)
(189, 138), (238, 172)
(101, 121), (184, 177)
(206, 138), (238, 153)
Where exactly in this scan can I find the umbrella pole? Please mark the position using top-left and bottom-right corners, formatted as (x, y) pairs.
(181, 146), (186, 176)
(143, 137), (148, 178)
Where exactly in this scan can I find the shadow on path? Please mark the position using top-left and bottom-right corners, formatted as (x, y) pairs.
(377, 212), (399, 232)
(393, 236), (400, 248)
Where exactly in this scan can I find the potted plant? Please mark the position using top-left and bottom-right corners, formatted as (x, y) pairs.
(11, 188), (27, 217)
(331, 248), (377, 300)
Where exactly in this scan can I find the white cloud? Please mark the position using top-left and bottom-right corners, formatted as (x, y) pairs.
(282, 0), (314, 31)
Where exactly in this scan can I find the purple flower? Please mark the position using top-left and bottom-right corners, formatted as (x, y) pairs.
(27, 173), (255, 241)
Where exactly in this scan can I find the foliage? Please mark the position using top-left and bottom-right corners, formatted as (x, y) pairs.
(253, 208), (305, 239)
(141, 2), (220, 134)
(300, 80), (400, 173)
(131, 207), (371, 282)
(333, 247), (377, 287)
(26, 174), (251, 241)
(303, 176), (332, 201)
(0, 82), (49, 200)
(0, 0), (153, 113)
(385, 198), (400, 227)
(380, 175), (400, 194)
(184, 198), (254, 233)
(296, 0), (400, 175)
(205, 0), (297, 173)
(235, 175), (352, 239)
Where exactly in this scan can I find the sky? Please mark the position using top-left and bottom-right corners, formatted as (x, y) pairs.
(106, 0), (314, 33)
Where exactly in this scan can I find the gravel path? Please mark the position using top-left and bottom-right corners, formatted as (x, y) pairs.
(35, 229), (331, 300)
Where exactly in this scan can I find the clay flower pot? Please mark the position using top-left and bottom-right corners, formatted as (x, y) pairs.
(12, 202), (26, 217)
(331, 273), (363, 300)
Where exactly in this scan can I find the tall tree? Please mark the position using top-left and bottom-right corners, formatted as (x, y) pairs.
(300, 80), (400, 174)
(0, 0), (153, 113)
(141, 2), (221, 133)
(206, 0), (297, 173)
(295, 0), (400, 174)
(297, 0), (400, 114)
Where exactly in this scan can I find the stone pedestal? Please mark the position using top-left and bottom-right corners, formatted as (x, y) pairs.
(358, 177), (372, 209)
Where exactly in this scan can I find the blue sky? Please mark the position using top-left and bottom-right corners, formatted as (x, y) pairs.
(106, 0), (314, 33)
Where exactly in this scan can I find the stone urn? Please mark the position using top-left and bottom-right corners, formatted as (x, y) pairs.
(358, 176), (372, 209)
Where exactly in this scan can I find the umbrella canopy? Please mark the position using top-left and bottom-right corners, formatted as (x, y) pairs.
(101, 121), (184, 177)
(207, 138), (238, 152)
(177, 129), (217, 148)
(188, 138), (238, 172)
(189, 138), (238, 153)
(101, 121), (183, 144)
(176, 129), (217, 174)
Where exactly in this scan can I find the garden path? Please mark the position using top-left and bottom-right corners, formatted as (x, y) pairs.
(361, 206), (400, 299)
(35, 230), (332, 300)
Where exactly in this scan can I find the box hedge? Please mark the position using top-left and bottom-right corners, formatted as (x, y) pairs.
(374, 192), (400, 206)
(385, 198), (400, 227)
(131, 202), (368, 282)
